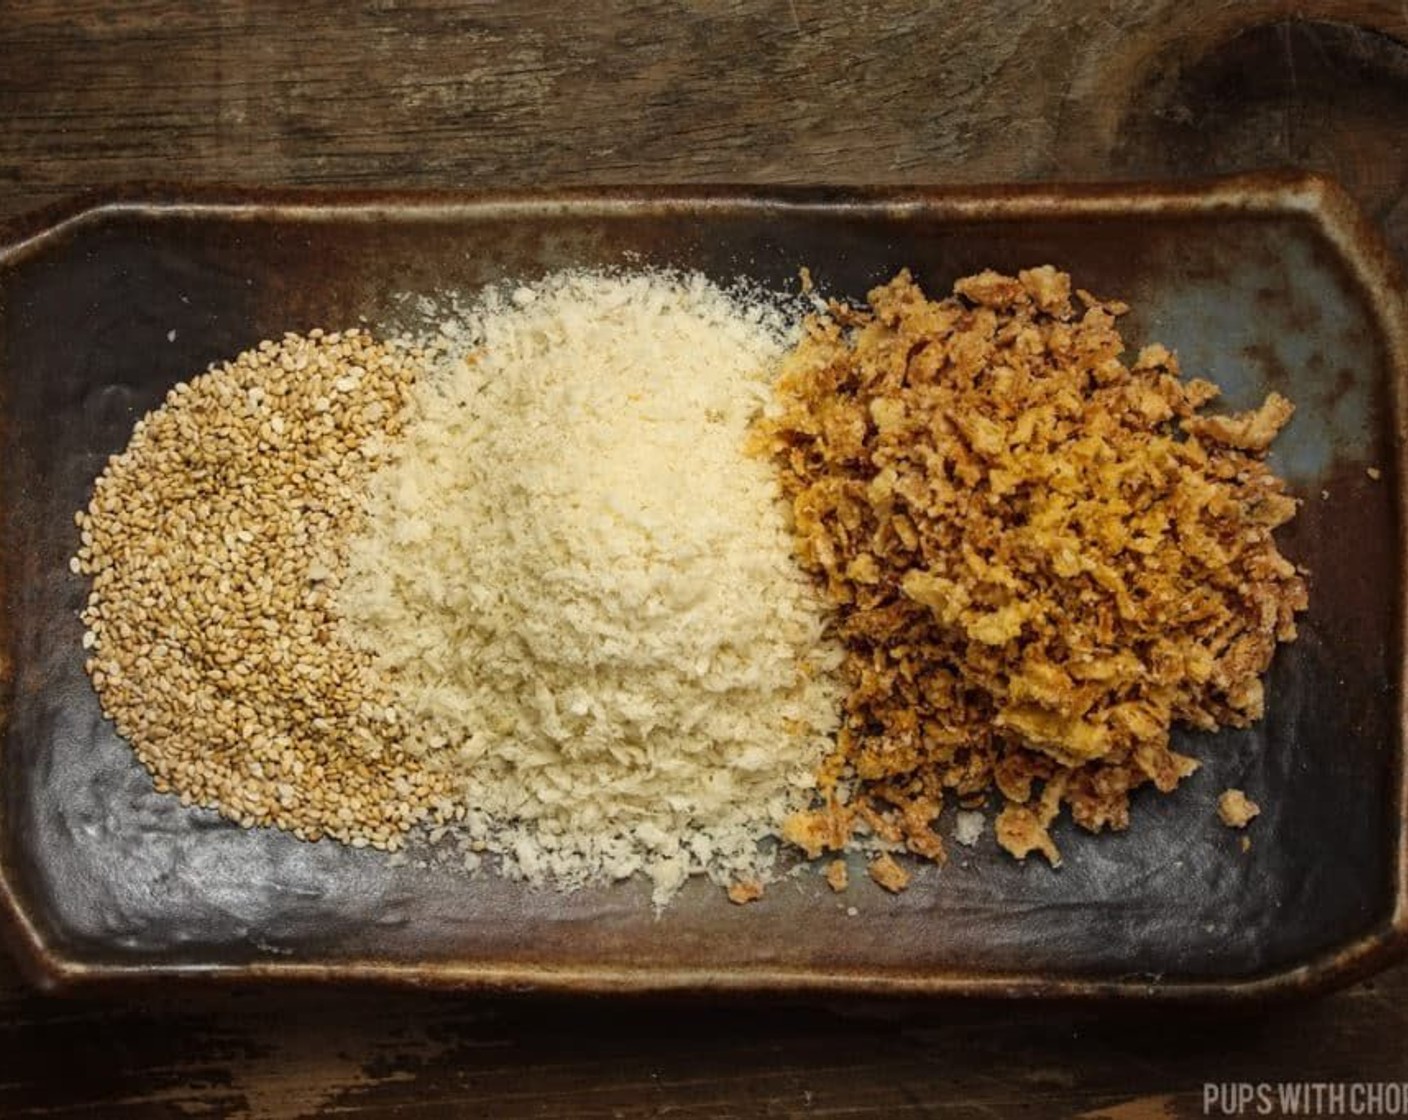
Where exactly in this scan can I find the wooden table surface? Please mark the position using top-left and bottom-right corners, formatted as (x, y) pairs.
(2, 2), (1407, 1116)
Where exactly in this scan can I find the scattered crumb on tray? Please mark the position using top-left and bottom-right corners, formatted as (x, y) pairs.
(1218, 788), (1261, 828)
(954, 810), (985, 848)
(824, 858), (849, 892)
(727, 880), (765, 905)
(868, 853), (911, 894)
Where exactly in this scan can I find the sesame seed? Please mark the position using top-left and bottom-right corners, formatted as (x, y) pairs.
(71, 331), (452, 846)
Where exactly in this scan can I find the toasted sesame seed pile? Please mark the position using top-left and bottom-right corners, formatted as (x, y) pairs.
(73, 329), (452, 849)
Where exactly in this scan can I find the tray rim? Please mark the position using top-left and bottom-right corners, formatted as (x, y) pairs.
(1, 172), (1404, 1001)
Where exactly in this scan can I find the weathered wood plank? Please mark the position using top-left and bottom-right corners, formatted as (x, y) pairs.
(0, 967), (1405, 1117)
(0, 2), (1404, 220)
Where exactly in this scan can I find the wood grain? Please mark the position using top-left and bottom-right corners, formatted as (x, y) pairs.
(1, 1), (1404, 216)
(1, 974), (1406, 1118)
(2, 2), (1407, 1116)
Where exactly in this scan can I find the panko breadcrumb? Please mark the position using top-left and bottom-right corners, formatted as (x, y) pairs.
(338, 271), (842, 906)
(758, 266), (1307, 874)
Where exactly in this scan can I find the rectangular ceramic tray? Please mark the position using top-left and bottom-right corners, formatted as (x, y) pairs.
(0, 176), (1404, 1000)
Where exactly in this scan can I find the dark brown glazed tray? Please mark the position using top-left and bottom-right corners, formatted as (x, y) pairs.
(0, 175), (1404, 1000)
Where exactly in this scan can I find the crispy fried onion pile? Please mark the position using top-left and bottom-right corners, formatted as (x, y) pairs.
(758, 267), (1307, 870)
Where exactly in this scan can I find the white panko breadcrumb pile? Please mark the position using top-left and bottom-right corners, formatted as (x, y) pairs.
(71, 264), (1305, 905)
(338, 272), (842, 903)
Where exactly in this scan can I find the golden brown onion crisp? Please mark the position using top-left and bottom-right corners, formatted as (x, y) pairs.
(758, 267), (1307, 872)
